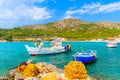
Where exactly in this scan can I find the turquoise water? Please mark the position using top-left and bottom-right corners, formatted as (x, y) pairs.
(0, 42), (120, 80)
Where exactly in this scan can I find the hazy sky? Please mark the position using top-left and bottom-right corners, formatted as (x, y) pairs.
(0, 0), (120, 28)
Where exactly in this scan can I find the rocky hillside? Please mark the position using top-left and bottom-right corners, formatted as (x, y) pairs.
(1, 18), (120, 41)
(96, 21), (120, 29)
(20, 18), (120, 30)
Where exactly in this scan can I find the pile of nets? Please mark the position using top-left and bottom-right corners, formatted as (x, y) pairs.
(64, 61), (87, 79)
(15, 61), (57, 78)
(16, 62), (38, 77)
(15, 61), (90, 80)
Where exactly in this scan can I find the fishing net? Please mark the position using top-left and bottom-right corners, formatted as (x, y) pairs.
(64, 61), (87, 79)
(16, 63), (38, 77)
(41, 72), (57, 80)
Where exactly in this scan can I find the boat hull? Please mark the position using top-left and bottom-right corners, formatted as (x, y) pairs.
(106, 44), (117, 48)
(72, 55), (96, 63)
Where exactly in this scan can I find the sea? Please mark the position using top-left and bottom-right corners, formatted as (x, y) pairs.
(0, 41), (120, 80)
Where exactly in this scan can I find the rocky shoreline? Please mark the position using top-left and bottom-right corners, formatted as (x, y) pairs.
(0, 60), (97, 80)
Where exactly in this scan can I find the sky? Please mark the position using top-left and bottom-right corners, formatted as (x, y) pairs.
(0, 0), (120, 28)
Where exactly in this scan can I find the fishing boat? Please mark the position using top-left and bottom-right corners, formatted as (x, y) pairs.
(25, 39), (71, 56)
(106, 41), (117, 48)
(72, 50), (97, 63)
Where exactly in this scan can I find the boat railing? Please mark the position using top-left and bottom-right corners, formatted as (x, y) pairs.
(76, 52), (82, 55)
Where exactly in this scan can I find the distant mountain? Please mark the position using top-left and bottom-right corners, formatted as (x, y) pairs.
(20, 18), (120, 30)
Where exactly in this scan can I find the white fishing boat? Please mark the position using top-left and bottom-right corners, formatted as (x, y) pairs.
(25, 40), (71, 56)
(106, 41), (117, 48)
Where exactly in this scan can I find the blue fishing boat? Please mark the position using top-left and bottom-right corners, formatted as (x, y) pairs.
(72, 50), (97, 63)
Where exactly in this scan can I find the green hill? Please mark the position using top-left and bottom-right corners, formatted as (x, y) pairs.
(0, 18), (120, 41)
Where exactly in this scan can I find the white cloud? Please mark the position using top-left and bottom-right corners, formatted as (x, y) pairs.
(38, 0), (45, 3)
(94, 2), (120, 13)
(64, 15), (73, 19)
(0, 0), (44, 9)
(51, 0), (56, 3)
(0, 0), (52, 28)
(28, 7), (51, 20)
(65, 1), (120, 18)
(69, 6), (77, 10)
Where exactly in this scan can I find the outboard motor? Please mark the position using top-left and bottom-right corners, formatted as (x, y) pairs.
(65, 44), (71, 51)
